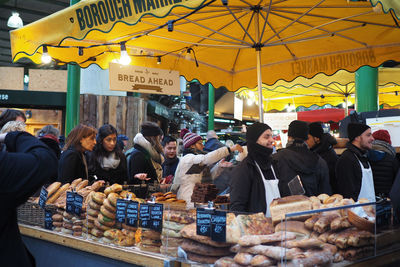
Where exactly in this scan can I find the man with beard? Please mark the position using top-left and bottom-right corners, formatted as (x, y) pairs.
(230, 122), (281, 216)
(161, 135), (179, 183)
(307, 122), (339, 193)
(272, 120), (331, 197)
(336, 123), (375, 201)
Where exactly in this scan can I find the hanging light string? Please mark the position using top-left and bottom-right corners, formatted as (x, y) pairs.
(37, 0), (217, 65)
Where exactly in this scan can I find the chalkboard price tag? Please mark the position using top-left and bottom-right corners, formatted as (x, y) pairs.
(150, 203), (163, 232)
(73, 193), (83, 215)
(196, 208), (213, 237)
(116, 199), (128, 223)
(126, 201), (139, 227)
(139, 203), (151, 229)
(44, 209), (53, 230)
(66, 191), (75, 213)
(211, 210), (226, 242)
(39, 186), (48, 209)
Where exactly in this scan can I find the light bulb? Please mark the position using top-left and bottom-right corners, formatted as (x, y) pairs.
(7, 12), (23, 28)
(119, 50), (131, 65)
(157, 56), (161, 64)
(247, 99), (253, 106)
(41, 46), (52, 64)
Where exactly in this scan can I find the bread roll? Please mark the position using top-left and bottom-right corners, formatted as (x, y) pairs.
(46, 182), (61, 198)
(53, 221), (63, 227)
(52, 214), (63, 222)
(275, 221), (311, 237)
(87, 208), (99, 217)
(94, 219), (112, 231)
(323, 194), (343, 204)
(88, 200), (101, 210)
(103, 199), (116, 213)
(71, 178), (82, 189)
(90, 180), (105, 191)
(92, 192), (106, 205)
(317, 194), (329, 203)
(107, 193), (119, 207)
(46, 183), (70, 204)
(75, 180), (89, 191)
(97, 213), (115, 227)
(100, 205), (115, 219)
(269, 196), (312, 224)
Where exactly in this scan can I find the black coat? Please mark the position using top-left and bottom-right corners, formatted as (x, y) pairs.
(272, 141), (332, 197)
(128, 144), (157, 184)
(87, 152), (128, 185)
(204, 138), (225, 152)
(0, 131), (58, 267)
(162, 157), (179, 177)
(230, 156), (279, 213)
(335, 143), (371, 201)
(311, 133), (339, 193)
(58, 146), (88, 183)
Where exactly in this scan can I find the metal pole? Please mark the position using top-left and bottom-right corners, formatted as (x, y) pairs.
(355, 66), (378, 112)
(254, 10), (264, 122)
(345, 95), (349, 117)
(65, 0), (81, 135)
(208, 83), (215, 130)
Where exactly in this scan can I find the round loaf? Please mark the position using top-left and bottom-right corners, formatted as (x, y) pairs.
(88, 200), (101, 210)
(92, 192), (106, 205)
(107, 193), (119, 207)
(52, 214), (63, 222)
(87, 208), (100, 217)
(94, 219), (112, 231)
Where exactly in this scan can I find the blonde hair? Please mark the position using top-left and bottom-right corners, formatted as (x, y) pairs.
(0, 121), (26, 133)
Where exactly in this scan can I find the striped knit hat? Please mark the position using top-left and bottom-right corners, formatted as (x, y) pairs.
(181, 129), (202, 148)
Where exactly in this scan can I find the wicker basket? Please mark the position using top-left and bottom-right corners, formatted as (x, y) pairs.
(17, 201), (57, 228)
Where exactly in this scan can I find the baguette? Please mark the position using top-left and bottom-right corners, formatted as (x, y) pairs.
(46, 183), (70, 204)
(90, 180), (105, 191)
(238, 232), (297, 247)
(71, 178), (82, 189)
(46, 182), (61, 198)
(76, 180), (89, 191)
(250, 255), (275, 266)
(234, 253), (253, 265)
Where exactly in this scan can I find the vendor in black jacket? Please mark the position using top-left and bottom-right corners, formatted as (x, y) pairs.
(272, 120), (331, 197)
(0, 131), (58, 267)
(230, 122), (281, 215)
(336, 123), (375, 201)
(58, 124), (97, 183)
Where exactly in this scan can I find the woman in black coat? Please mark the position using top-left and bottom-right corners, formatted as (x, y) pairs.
(88, 124), (128, 185)
(58, 124), (97, 183)
(0, 131), (58, 267)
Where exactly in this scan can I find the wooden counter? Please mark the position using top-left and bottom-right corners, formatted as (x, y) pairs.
(19, 224), (179, 267)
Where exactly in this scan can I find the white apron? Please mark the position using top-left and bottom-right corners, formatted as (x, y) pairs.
(357, 159), (375, 202)
(255, 161), (281, 217)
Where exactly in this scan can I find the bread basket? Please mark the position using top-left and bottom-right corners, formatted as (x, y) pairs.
(348, 209), (375, 233)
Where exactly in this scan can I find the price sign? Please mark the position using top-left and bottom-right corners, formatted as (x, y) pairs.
(73, 193), (83, 215)
(44, 209), (53, 230)
(139, 203), (151, 228)
(126, 201), (139, 227)
(116, 199), (128, 223)
(196, 208), (213, 237)
(150, 203), (163, 232)
(211, 210), (226, 242)
(66, 191), (75, 213)
(39, 186), (48, 209)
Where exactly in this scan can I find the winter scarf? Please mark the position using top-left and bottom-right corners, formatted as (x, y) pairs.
(100, 152), (121, 170)
(134, 133), (164, 181)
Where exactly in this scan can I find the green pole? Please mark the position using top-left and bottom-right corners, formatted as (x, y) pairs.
(65, 0), (81, 135)
(355, 66), (378, 112)
(208, 83), (215, 130)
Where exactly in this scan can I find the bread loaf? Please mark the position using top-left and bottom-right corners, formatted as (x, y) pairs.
(181, 239), (232, 256)
(269, 195), (312, 224)
(46, 183), (70, 204)
(46, 182), (61, 198)
(274, 221), (311, 237)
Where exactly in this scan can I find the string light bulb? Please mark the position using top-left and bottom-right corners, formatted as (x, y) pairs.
(7, 12), (23, 28)
(247, 98), (253, 106)
(41, 45), (52, 64)
(119, 42), (131, 65)
(157, 56), (161, 64)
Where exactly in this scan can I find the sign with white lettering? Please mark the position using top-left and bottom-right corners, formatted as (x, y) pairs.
(264, 112), (298, 131)
(109, 63), (180, 95)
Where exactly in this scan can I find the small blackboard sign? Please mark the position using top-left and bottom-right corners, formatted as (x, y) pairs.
(139, 203), (151, 229)
(73, 193), (83, 215)
(44, 209), (53, 230)
(150, 203), (163, 232)
(66, 191), (75, 213)
(126, 201), (139, 227)
(211, 210), (226, 242)
(39, 187), (48, 209)
(196, 208), (213, 237)
(116, 199), (128, 223)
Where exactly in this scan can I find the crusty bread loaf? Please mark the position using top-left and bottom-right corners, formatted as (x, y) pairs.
(269, 195), (312, 224)
(46, 182), (61, 198)
(46, 183), (70, 204)
(274, 220), (311, 237)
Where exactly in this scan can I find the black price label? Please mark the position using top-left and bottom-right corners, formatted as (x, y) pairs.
(196, 208), (213, 237)
(139, 203), (151, 229)
(150, 203), (163, 232)
(73, 193), (83, 215)
(116, 199), (128, 223)
(66, 191), (75, 213)
(126, 201), (139, 227)
(211, 210), (226, 242)
(39, 186), (48, 209)
(44, 209), (53, 230)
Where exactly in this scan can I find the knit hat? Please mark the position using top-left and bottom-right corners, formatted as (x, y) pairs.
(288, 120), (309, 141)
(180, 128), (189, 139)
(372, 129), (391, 145)
(141, 122), (163, 137)
(347, 122), (370, 141)
(206, 130), (218, 140)
(308, 122), (324, 139)
(183, 131), (202, 149)
(246, 122), (272, 143)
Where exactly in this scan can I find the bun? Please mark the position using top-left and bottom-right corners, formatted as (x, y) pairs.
(100, 205), (116, 219)
(107, 193), (119, 207)
(88, 200), (101, 210)
(103, 199), (116, 213)
(94, 219), (112, 231)
(46, 183), (70, 204)
(92, 192), (106, 205)
(98, 213), (115, 227)
(71, 178), (82, 189)
(323, 194), (343, 204)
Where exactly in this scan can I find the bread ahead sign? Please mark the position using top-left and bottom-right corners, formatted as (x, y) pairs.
(109, 63), (180, 95)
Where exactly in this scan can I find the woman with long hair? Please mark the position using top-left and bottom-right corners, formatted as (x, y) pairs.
(58, 124), (97, 183)
(88, 124), (127, 184)
(127, 122), (164, 185)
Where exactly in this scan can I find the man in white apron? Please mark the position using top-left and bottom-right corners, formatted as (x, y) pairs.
(336, 123), (375, 202)
(230, 122), (281, 216)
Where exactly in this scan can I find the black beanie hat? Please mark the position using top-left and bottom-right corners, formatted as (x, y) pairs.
(347, 122), (370, 141)
(288, 120), (309, 141)
(309, 122), (324, 139)
(246, 122), (272, 143)
(141, 122), (163, 137)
